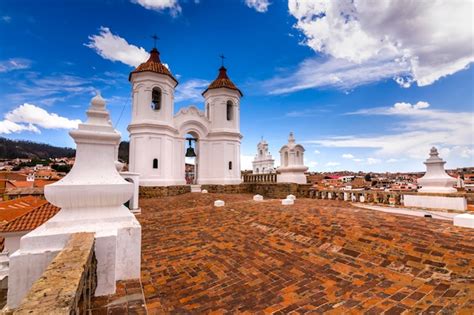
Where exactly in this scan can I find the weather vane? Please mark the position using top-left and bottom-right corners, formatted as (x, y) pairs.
(151, 34), (159, 48)
(219, 53), (226, 67)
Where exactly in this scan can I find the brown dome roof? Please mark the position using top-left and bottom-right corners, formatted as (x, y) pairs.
(202, 66), (242, 96)
(129, 48), (178, 86)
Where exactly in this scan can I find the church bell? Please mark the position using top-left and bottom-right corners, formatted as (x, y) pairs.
(185, 138), (197, 157)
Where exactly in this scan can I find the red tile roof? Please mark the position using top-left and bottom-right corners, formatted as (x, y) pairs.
(129, 48), (178, 85)
(0, 202), (60, 233)
(202, 66), (242, 96)
(10, 181), (34, 188)
(0, 196), (46, 224)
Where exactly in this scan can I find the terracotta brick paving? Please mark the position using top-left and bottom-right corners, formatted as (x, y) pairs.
(90, 279), (147, 314)
(98, 193), (474, 314)
(138, 193), (474, 314)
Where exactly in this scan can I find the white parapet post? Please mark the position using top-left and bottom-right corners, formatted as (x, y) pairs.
(403, 147), (466, 211)
(7, 92), (142, 309)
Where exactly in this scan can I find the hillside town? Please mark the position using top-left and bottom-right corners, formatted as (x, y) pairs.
(1, 0), (473, 314)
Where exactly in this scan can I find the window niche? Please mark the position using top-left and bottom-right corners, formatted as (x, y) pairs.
(153, 158), (158, 169)
(151, 87), (162, 111)
(228, 161), (233, 170)
(226, 100), (233, 121)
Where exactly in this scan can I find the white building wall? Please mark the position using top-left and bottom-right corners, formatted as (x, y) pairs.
(129, 68), (242, 186)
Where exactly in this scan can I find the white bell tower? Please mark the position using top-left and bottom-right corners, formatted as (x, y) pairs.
(201, 65), (243, 184)
(128, 47), (184, 186)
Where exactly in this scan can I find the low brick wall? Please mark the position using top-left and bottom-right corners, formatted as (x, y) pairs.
(200, 184), (250, 194)
(200, 183), (312, 199)
(140, 185), (191, 199)
(14, 233), (97, 315)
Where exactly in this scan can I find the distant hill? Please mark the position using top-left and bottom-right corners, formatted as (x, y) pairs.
(0, 137), (130, 163)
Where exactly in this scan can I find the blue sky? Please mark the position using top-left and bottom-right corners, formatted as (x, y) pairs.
(0, 0), (473, 172)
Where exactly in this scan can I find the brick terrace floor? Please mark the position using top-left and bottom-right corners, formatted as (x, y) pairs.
(100, 193), (474, 314)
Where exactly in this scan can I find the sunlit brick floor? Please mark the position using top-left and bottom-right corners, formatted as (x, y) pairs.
(95, 193), (474, 314)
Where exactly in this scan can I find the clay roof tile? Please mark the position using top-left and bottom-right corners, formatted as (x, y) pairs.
(202, 66), (242, 96)
(129, 48), (178, 85)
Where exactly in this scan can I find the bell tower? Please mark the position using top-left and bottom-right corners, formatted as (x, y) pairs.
(128, 46), (184, 186)
(201, 64), (243, 184)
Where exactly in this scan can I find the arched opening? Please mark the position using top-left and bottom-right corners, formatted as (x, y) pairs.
(228, 161), (232, 170)
(184, 132), (199, 184)
(206, 103), (210, 119)
(284, 151), (289, 166)
(226, 100), (233, 121)
(151, 87), (162, 111)
(153, 158), (158, 169)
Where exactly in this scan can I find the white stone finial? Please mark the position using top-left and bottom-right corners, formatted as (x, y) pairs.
(417, 146), (456, 193)
(8, 91), (141, 309)
(84, 92), (113, 127)
(288, 132), (295, 143)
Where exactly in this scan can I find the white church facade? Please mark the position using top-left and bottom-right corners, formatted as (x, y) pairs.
(128, 47), (243, 186)
(252, 138), (275, 174)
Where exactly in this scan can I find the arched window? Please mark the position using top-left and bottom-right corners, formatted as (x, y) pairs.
(284, 151), (289, 166)
(228, 161), (232, 170)
(259, 150), (263, 156)
(226, 101), (233, 121)
(151, 87), (162, 111)
(206, 103), (210, 119)
(153, 158), (158, 169)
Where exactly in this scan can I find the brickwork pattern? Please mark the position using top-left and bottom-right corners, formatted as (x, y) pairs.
(138, 193), (474, 314)
(14, 233), (96, 315)
(140, 185), (191, 199)
(90, 280), (147, 314)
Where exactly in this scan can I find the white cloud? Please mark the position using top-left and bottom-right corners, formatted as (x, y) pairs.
(352, 158), (363, 163)
(1, 103), (81, 134)
(387, 158), (398, 163)
(245, 0), (271, 13)
(175, 79), (209, 103)
(325, 161), (340, 167)
(5, 73), (97, 106)
(288, 0), (474, 88)
(0, 58), (31, 73)
(286, 107), (330, 117)
(262, 55), (409, 94)
(308, 101), (473, 160)
(342, 153), (354, 159)
(0, 120), (39, 134)
(313, 149), (320, 154)
(86, 27), (149, 67)
(1, 16), (11, 23)
(131, 0), (182, 16)
(367, 157), (381, 165)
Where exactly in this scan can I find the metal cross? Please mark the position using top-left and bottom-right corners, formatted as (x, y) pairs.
(219, 54), (225, 67)
(151, 34), (159, 48)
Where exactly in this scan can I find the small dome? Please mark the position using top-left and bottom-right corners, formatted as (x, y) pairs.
(202, 66), (242, 96)
(129, 48), (178, 86)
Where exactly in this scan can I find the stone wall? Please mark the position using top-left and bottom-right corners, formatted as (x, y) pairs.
(14, 233), (96, 315)
(139, 185), (191, 199)
(200, 183), (312, 199)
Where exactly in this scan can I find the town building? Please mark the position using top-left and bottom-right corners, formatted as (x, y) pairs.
(252, 138), (275, 174)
